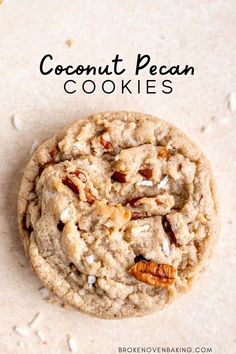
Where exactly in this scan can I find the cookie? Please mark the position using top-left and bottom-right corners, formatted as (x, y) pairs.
(18, 112), (219, 319)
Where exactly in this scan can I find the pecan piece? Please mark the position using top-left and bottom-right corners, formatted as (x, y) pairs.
(126, 197), (142, 207)
(162, 215), (176, 244)
(49, 146), (59, 160)
(69, 169), (87, 183)
(39, 159), (56, 175)
(62, 176), (79, 194)
(131, 211), (150, 220)
(138, 168), (153, 179)
(85, 186), (96, 204)
(63, 173), (96, 203)
(156, 198), (164, 205)
(111, 171), (127, 183)
(57, 221), (65, 231)
(134, 254), (148, 263)
(100, 135), (113, 150)
(22, 213), (33, 234)
(38, 146), (59, 175)
(128, 261), (176, 288)
(158, 147), (170, 160)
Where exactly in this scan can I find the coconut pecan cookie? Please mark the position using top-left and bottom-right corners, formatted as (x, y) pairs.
(18, 112), (219, 319)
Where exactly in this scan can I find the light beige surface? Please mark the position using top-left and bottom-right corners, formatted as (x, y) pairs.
(0, 1), (235, 353)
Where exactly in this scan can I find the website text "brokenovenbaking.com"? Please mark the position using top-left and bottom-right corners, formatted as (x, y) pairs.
(39, 54), (195, 95)
(117, 347), (212, 353)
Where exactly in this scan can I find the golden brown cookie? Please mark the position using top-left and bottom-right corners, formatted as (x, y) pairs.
(18, 112), (219, 318)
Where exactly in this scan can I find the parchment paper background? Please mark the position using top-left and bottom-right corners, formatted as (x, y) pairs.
(0, 1), (235, 353)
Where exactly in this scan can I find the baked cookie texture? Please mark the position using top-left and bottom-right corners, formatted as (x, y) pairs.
(18, 112), (219, 319)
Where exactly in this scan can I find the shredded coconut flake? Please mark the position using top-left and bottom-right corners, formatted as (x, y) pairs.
(60, 208), (70, 223)
(73, 141), (84, 149)
(218, 116), (230, 125)
(131, 224), (150, 236)
(229, 92), (236, 112)
(212, 116), (230, 125)
(29, 312), (42, 329)
(136, 180), (153, 187)
(158, 176), (169, 189)
(12, 113), (22, 131)
(85, 254), (94, 264)
(102, 132), (111, 141)
(88, 275), (96, 284)
(14, 326), (30, 337)
(36, 330), (46, 343)
(68, 335), (78, 353)
(162, 239), (170, 256)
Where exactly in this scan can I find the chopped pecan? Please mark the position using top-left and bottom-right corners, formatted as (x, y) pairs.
(162, 215), (176, 244)
(49, 146), (59, 160)
(85, 186), (96, 204)
(158, 147), (170, 160)
(57, 221), (65, 231)
(69, 169), (87, 183)
(62, 176), (79, 194)
(38, 161), (55, 175)
(126, 195), (158, 208)
(38, 146), (59, 175)
(126, 197), (142, 207)
(177, 163), (182, 172)
(134, 254), (148, 263)
(100, 135), (113, 150)
(69, 263), (81, 276)
(128, 260), (176, 288)
(156, 198), (164, 205)
(111, 171), (127, 183)
(138, 168), (153, 179)
(63, 173), (96, 203)
(131, 211), (150, 220)
(22, 214), (33, 234)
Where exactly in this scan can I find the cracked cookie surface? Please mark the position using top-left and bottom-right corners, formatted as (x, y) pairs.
(18, 112), (219, 318)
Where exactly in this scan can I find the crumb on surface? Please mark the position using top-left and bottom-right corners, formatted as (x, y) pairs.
(200, 125), (212, 133)
(228, 92), (236, 112)
(67, 335), (78, 353)
(66, 39), (75, 48)
(17, 341), (24, 347)
(14, 326), (30, 337)
(11, 113), (22, 131)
